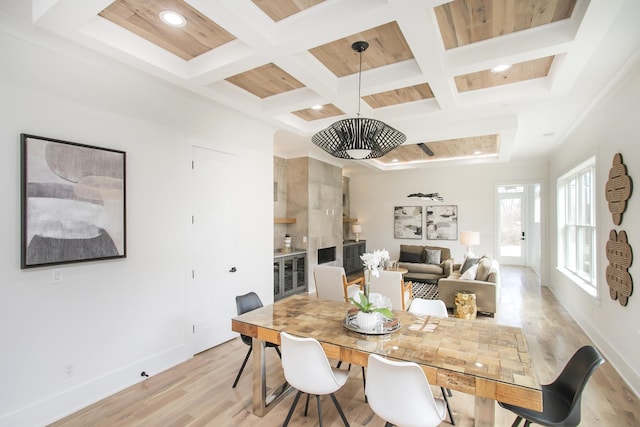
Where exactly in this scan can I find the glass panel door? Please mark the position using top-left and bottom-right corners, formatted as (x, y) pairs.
(498, 185), (525, 266)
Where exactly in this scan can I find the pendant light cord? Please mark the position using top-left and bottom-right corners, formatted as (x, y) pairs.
(356, 49), (362, 118)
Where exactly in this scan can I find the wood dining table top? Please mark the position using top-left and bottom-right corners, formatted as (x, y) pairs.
(231, 293), (542, 411)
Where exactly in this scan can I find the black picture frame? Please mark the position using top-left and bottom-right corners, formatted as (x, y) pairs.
(21, 134), (126, 268)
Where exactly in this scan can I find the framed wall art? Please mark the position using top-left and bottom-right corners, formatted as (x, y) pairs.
(394, 206), (423, 239)
(21, 134), (126, 268)
(426, 205), (458, 240)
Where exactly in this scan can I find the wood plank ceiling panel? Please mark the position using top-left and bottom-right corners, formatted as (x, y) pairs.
(376, 135), (499, 164)
(225, 63), (305, 98)
(362, 83), (434, 109)
(434, 0), (576, 50)
(309, 21), (414, 78)
(99, 0), (236, 61)
(251, 0), (325, 22)
(455, 56), (554, 92)
(291, 104), (345, 121)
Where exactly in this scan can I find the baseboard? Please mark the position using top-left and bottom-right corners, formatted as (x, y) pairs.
(544, 284), (640, 397)
(0, 344), (190, 427)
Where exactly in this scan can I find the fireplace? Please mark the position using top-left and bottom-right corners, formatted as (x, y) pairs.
(317, 246), (336, 264)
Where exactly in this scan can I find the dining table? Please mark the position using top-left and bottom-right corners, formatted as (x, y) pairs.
(231, 294), (542, 427)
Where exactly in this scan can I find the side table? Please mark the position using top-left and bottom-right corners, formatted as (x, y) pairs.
(454, 291), (477, 319)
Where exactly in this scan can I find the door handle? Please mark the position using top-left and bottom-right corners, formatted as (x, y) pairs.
(521, 232), (526, 241)
(229, 267), (237, 273)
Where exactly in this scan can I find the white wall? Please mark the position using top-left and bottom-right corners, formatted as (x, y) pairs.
(349, 161), (547, 269)
(0, 24), (274, 426)
(547, 57), (640, 395)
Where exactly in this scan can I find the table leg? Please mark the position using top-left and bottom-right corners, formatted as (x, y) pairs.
(251, 338), (290, 416)
(474, 396), (495, 427)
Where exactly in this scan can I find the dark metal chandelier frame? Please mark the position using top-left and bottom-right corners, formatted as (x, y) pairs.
(311, 41), (406, 160)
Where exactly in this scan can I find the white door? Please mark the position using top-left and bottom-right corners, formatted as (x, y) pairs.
(191, 146), (238, 354)
(497, 185), (526, 266)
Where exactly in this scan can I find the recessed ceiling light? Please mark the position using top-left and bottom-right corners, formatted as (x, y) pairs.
(159, 10), (186, 27)
(311, 105), (323, 110)
(491, 64), (511, 73)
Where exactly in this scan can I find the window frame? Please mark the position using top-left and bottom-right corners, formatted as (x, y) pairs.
(557, 157), (597, 294)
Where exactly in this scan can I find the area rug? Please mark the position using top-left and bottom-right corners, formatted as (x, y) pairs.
(410, 281), (438, 300)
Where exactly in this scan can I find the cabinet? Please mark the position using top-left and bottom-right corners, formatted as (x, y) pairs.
(343, 241), (366, 275)
(274, 252), (307, 301)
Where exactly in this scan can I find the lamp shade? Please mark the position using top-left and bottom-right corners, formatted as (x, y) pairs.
(352, 224), (362, 234)
(459, 231), (480, 246)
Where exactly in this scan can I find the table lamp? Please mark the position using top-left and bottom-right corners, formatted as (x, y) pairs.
(460, 231), (480, 258)
(352, 224), (362, 242)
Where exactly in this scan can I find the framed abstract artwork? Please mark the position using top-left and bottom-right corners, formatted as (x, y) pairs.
(21, 134), (126, 268)
(426, 205), (458, 240)
(394, 206), (423, 239)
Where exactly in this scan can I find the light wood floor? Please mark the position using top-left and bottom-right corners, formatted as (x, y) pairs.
(51, 266), (639, 426)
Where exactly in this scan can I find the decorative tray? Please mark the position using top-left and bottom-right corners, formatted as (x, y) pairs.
(343, 313), (401, 335)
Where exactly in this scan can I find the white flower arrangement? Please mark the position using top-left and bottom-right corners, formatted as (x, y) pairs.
(360, 249), (390, 277)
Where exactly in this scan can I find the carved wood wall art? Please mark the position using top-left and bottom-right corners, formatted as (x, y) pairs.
(605, 153), (632, 225)
(606, 230), (633, 306)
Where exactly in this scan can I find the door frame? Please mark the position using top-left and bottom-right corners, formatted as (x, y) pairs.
(495, 181), (543, 276)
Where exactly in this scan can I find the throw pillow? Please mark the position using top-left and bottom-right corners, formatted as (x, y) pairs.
(459, 263), (478, 280)
(460, 257), (479, 274)
(424, 249), (441, 265)
(399, 251), (422, 263)
(475, 257), (492, 281)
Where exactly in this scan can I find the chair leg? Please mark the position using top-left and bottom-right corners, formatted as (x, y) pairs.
(362, 366), (368, 403)
(440, 387), (455, 425)
(232, 346), (252, 388)
(510, 416), (524, 427)
(447, 387), (453, 397)
(316, 395), (323, 427)
(329, 392), (350, 427)
(274, 346), (282, 358)
(336, 360), (342, 368)
(304, 393), (310, 416)
(283, 390), (303, 427)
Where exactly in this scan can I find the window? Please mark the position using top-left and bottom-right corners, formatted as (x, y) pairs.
(557, 157), (596, 291)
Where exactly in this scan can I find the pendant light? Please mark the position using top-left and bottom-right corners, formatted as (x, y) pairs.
(312, 41), (406, 160)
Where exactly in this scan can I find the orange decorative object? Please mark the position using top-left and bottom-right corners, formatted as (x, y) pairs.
(605, 230), (633, 306)
(605, 153), (632, 225)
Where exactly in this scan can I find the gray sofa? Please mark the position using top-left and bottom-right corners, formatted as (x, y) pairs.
(438, 257), (500, 316)
(396, 244), (454, 283)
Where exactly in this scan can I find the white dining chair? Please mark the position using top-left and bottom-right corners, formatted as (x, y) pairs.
(408, 298), (448, 317)
(365, 353), (447, 427)
(280, 331), (350, 427)
(407, 297), (456, 425)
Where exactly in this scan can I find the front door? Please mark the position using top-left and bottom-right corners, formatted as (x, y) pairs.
(496, 183), (541, 272)
(497, 185), (526, 266)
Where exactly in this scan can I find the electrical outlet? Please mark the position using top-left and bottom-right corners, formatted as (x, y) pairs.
(52, 268), (63, 283)
(63, 361), (75, 379)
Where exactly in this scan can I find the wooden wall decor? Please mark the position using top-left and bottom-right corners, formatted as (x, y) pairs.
(606, 230), (633, 306)
(605, 153), (632, 225)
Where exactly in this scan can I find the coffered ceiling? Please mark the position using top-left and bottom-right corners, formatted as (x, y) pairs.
(2, 0), (636, 171)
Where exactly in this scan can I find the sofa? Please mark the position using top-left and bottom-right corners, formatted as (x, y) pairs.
(438, 256), (500, 316)
(396, 244), (454, 283)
